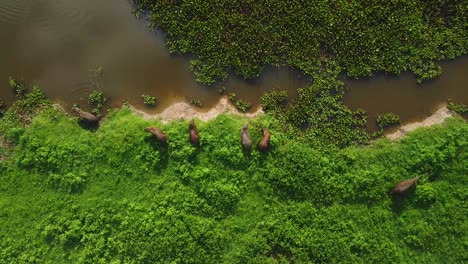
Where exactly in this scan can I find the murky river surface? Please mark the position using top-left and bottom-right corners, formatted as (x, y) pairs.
(0, 0), (467, 129)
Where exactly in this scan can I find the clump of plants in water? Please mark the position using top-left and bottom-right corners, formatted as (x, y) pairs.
(372, 112), (401, 138)
(0, 99), (4, 116)
(141, 95), (156, 106)
(217, 86), (226, 95)
(228, 93), (251, 113)
(261, 90), (288, 112)
(9, 77), (27, 98)
(88, 90), (107, 116)
(134, 0), (466, 84)
(447, 99), (468, 116)
(377, 113), (401, 129)
(188, 97), (203, 107)
(0, 81), (49, 143)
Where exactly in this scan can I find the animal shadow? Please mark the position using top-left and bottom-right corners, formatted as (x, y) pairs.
(77, 119), (100, 131)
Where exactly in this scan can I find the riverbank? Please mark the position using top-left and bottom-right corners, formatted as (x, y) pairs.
(1, 92), (466, 263)
(386, 106), (453, 140)
(130, 97), (264, 123)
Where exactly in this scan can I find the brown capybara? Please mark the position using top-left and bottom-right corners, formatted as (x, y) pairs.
(240, 123), (252, 151)
(257, 127), (270, 152)
(390, 176), (420, 196)
(73, 106), (99, 124)
(189, 119), (199, 145)
(144, 127), (167, 145)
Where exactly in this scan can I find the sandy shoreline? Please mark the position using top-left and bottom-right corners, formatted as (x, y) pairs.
(129, 97), (264, 123)
(53, 98), (457, 140)
(386, 106), (453, 140)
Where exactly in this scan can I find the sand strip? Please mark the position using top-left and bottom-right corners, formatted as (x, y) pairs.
(386, 106), (453, 140)
(130, 97), (264, 123)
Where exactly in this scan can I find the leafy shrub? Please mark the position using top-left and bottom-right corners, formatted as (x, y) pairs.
(141, 94), (156, 106)
(377, 113), (401, 129)
(47, 172), (87, 193)
(416, 184), (437, 206)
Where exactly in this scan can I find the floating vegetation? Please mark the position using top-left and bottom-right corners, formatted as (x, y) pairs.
(9, 77), (27, 98)
(377, 113), (401, 129)
(261, 90), (288, 112)
(88, 90), (107, 117)
(141, 94), (157, 106)
(228, 93), (251, 113)
(447, 99), (468, 116)
(135, 0), (467, 84)
(0, 99), (4, 116)
(217, 86), (226, 95)
(188, 96), (203, 107)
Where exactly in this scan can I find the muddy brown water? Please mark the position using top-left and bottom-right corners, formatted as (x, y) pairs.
(0, 0), (467, 131)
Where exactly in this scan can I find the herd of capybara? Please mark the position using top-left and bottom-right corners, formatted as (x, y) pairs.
(75, 108), (420, 198)
(146, 120), (270, 152)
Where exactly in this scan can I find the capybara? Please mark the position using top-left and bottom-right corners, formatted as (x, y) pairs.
(144, 127), (167, 145)
(390, 176), (420, 196)
(258, 127), (270, 152)
(189, 119), (199, 145)
(240, 123), (252, 151)
(73, 106), (99, 124)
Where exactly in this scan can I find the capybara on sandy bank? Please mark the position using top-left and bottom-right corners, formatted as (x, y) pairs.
(240, 123), (252, 151)
(144, 127), (167, 145)
(258, 128), (270, 152)
(189, 119), (199, 145)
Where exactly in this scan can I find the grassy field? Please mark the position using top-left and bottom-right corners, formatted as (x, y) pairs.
(0, 87), (466, 263)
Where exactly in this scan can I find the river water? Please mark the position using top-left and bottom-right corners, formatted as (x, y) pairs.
(0, 0), (467, 130)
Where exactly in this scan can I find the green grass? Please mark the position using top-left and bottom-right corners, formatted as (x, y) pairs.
(0, 96), (466, 262)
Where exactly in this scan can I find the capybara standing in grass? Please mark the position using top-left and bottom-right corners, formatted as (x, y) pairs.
(258, 128), (270, 152)
(240, 123), (252, 151)
(144, 127), (167, 145)
(390, 176), (420, 196)
(189, 119), (199, 145)
(73, 106), (99, 124)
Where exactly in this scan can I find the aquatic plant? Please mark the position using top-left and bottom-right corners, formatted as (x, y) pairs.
(228, 93), (251, 113)
(188, 97), (203, 107)
(9, 77), (27, 98)
(377, 113), (401, 129)
(447, 99), (468, 116)
(88, 90), (107, 116)
(141, 94), (157, 106)
(217, 86), (226, 95)
(0, 99), (4, 116)
(261, 90), (288, 112)
(135, 0), (467, 85)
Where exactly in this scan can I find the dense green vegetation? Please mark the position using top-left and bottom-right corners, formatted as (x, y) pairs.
(87, 90), (107, 117)
(448, 99), (468, 116)
(377, 113), (401, 129)
(135, 0), (467, 84)
(229, 93), (252, 113)
(0, 85), (467, 263)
